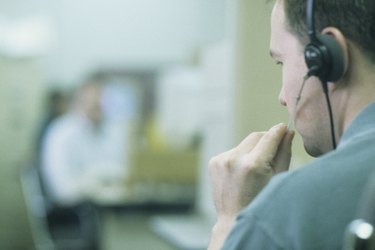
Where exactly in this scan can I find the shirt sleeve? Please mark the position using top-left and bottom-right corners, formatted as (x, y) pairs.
(222, 212), (284, 250)
(221, 173), (291, 250)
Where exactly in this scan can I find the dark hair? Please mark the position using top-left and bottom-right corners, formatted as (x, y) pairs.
(283, 0), (375, 63)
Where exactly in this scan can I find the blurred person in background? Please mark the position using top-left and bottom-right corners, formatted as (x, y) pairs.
(40, 75), (129, 249)
(41, 75), (128, 206)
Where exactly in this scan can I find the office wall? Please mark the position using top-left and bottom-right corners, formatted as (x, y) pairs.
(233, 0), (311, 166)
(0, 0), (227, 84)
(233, 0), (283, 137)
(0, 59), (45, 248)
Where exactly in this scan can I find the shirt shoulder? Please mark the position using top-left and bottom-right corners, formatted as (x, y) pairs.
(224, 134), (375, 250)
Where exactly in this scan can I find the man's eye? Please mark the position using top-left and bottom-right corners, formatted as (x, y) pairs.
(276, 61), (283, 66)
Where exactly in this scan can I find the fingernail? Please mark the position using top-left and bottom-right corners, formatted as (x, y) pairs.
(276, 123), (286, 128)
(271, 123), (285, 131)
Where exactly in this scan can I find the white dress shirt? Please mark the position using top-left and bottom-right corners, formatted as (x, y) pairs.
(41, 112), (128, 206)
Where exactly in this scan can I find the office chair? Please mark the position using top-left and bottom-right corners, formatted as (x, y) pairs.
(21, 166), (100, 250)
(343, 173), (375, 250)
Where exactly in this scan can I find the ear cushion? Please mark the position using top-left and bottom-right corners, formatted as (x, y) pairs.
(316, 34), (345, 82)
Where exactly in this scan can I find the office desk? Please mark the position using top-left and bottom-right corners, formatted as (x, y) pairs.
(89, 149), (199, 206)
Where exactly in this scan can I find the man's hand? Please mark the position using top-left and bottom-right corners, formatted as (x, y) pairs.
(207, 123), (294, 250)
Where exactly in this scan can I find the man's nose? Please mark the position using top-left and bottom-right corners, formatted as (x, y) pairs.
(278, 87), (287, 106)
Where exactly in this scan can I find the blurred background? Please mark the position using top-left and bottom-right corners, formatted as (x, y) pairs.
(0, 0), (312, 249)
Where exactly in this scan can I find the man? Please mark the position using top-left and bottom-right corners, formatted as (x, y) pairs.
(208, 0), (375, 249)
(42, 78), (128, 206)
(40, 77), (130, 249)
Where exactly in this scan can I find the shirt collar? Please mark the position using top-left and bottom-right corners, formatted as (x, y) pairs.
(339, 101), (375, 148)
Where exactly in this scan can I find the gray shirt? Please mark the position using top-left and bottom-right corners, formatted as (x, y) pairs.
(222, 102), (375, 250)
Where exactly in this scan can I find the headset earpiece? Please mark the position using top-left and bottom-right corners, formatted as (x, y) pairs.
(305, 0), (345, 83)
(304, 34), (345, 82)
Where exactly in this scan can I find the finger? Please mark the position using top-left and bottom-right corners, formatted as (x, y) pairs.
(248, 123), (288, 167)
(272, 130), (295, 173)
(233, 132), (266, 156)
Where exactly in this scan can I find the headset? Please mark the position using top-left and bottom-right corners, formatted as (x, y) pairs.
(302, 0), (346, 149)
(304, 0), (345, 84)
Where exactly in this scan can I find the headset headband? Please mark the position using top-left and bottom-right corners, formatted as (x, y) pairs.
(306, 0), (316, 41)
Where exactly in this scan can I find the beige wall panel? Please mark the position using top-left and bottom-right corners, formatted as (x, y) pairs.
(233, 0), (312, 166)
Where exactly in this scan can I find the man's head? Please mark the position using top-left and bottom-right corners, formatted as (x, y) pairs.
(284, 0), (375, 64)
(75, 77), (104, 125)
(270, 0), (375, 157)
(47, 90), (68, 118)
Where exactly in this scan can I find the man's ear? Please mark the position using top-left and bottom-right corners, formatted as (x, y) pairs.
(321, 27), (349, 79)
